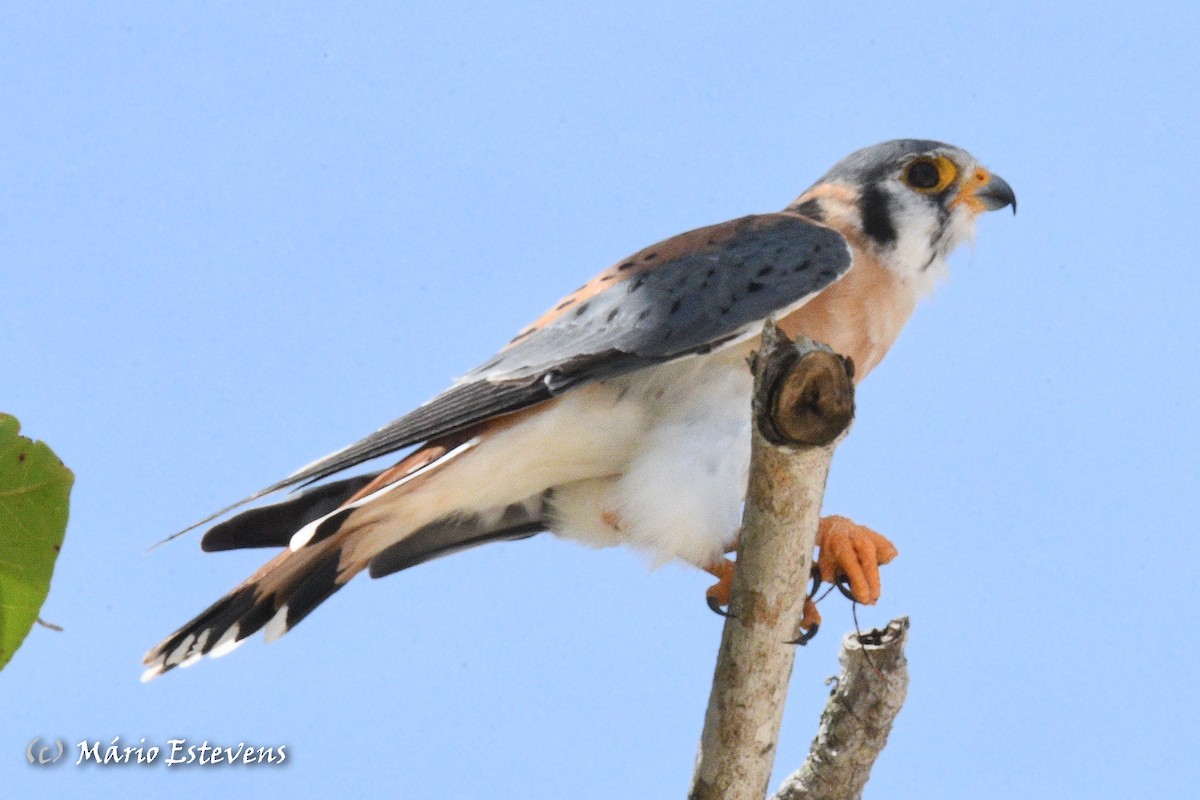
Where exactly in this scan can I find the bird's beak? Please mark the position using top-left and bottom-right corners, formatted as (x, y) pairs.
(956, 169), (1017, 215)
(976, 172), (1016, 214)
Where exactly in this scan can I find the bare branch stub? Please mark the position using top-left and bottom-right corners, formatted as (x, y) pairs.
(771, 617), (911, 800)
(689, 322), (856, 800)
(754, 345), (855, 447)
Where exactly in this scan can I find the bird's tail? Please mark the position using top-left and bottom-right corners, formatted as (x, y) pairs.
(141, 509), (369, 681)
(143, 470), (545, 681)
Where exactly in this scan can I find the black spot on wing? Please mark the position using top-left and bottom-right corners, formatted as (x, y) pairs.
(507, 328), (534, 345)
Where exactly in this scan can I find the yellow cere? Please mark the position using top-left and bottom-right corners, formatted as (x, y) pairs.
(951, 166), (993, 212)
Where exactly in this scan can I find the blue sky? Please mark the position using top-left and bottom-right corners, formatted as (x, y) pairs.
(4, 2), (1198, 797)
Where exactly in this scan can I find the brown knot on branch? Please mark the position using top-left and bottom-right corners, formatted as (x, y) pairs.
(689, 322), (857, 800)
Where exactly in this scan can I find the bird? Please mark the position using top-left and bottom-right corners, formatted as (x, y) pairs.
(142, 139), (1015, 681)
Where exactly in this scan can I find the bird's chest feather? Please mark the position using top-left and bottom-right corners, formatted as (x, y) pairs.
(549, 351), (754, 567)
(777, 250), (916, 380)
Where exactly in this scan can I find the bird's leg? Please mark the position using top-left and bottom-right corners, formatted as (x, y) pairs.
(789, 576), (824, 645)
(703, 533), (823, 636)
(703, 558), (736, 617)
(702, 535), (744, 616)
(703, 555), (824, 637)
(703, 516), (896, 641)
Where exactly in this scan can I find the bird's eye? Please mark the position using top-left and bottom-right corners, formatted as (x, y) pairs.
(901, 156), (957, 194)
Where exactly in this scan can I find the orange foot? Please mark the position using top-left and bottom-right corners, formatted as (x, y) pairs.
(703, 557), (822, 641)
(702, 516), (896, 643)
(703, 558), (735, 616)
(815, 515), (899, 606)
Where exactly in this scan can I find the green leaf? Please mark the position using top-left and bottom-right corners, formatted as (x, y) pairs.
(0, 414), (73, 671)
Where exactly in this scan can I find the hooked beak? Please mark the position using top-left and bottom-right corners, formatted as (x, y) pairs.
(973, 172), (1017, 214)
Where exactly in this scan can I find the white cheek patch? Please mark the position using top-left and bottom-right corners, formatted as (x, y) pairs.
(877, 185), (980, 298)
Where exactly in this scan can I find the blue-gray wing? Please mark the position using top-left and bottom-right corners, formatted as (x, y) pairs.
(247, 212), (851, 500)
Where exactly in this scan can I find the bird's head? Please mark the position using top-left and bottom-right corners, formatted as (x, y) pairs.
(791, 139), (1015, 295)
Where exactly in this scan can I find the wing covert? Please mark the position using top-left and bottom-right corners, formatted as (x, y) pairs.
(471, 213), (851, 383)
(187, 212), (851, 526)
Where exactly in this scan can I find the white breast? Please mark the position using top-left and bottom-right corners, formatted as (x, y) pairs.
(547, 350), (754, 568)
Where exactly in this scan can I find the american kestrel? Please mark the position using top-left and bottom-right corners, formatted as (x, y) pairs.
(143, 139), (1014, 680)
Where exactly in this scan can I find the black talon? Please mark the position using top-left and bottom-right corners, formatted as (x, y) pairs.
(788, 567), (825, 644)
(707, 595), (734, 618)
(787, 622), (819, 646)
(808, 566), (823, 598)
(833, 574), (856, 601)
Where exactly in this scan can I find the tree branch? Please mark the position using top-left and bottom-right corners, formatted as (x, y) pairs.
(771, 618), (911, 800)
(689, 322), (856, 800)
